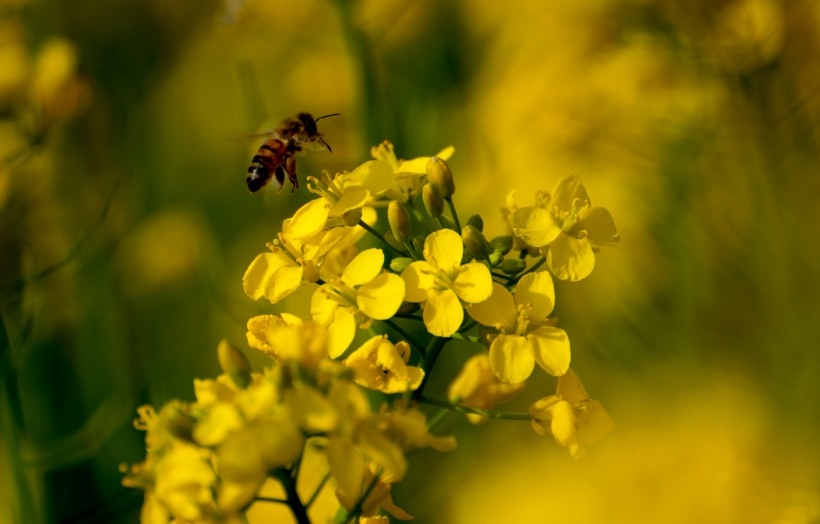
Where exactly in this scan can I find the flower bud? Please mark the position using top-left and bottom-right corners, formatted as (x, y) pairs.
(388, 201), (412, 242)
(217, 339), (252, 388)
(489, 251), (504, 267)
(422, 183), (445, 217)
(390, 257), (414, 273)
(462, 225), (493, 262)
(466, 214), (484, 232)
(489, 235), (514, 255)
(426, 156), (455, 197)
(501, 257), (527, 275)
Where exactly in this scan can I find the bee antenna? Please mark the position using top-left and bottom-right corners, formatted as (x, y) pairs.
(315, 113), (341, 122)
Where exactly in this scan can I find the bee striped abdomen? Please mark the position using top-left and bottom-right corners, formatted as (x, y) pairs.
(246, 139), (287, 192)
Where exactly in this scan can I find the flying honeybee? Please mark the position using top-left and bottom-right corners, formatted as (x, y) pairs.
(246, 112), (339, 193)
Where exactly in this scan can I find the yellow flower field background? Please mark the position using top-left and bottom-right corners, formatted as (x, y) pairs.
(1, 0), (819, 522)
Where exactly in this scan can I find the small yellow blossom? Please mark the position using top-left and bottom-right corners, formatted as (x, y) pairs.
(447, 353), (526, 423)
(242, 199), (353, 304)
(467, 271), (570, 383)
(312, 248), (405, 356)
(401, 229), (493, 337)
(307, 160), (395, 225)
(246, 313), (351, 364)
(529, 368), (614, 459)
(510, 175), (619, 281)
(371, 140), (455, 203)
(345, 335), (424, 393)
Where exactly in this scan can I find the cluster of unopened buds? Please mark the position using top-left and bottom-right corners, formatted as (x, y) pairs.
(122, 141), (621, 523)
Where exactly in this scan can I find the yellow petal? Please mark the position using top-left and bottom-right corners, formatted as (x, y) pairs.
(396, 145), (455, 174)
(330, 186), (370, 217)
(343, 248), (384, 287)
(548, 399), (577, 447)
(343, 160), (394, 195)
(511, 207), (561, 247)
(401, 261), (436, 302)
(357, 428), (408, 482)
(283, 198), (330, 241)
(466, 282), (517, 330)
(285, 385), (338, 432)
(327, 438), (364, 501)
(310, 285), (338, 326)
(514, 271), (555, 322)
(528, 325), (571, 376)
(423, 229), (463, 273)
(423, 288), (463, 337)
(551, 174), (590, 212)
(556, 368), (589, 405)
(327, 307), (356, 358)
(576, 399), (614, 446)
(357, 272), (405, 320)
(489, 334), (534, 383)
(452, 262), (493, 303)
(579, 206), (620, 247)
(242, 251), (301, 302)
(547, 234), (595, 281)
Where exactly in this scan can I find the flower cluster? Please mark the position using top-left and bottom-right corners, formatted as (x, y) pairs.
(123, 141), (619, 523)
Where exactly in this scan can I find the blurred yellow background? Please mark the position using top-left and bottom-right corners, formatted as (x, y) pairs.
(1, 0), (819, 522)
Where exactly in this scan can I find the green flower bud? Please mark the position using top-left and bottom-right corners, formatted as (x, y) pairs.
(388, 201), (412, 242)
(466, 214), (484, 232)
(217, 339), (252, 389)
(422, 183), (445, 217)
(426, 156), (455, 197)
(489, 235), (514, 255)
(501, 257), (527, 275)
(489, 251), (504, 267)
(342, 208), (363, 227)
(462, 225), (493, 262)
(390, 256), (414, 273)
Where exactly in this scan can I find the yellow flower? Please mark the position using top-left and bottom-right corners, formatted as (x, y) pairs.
(371, 140), (455, 203)
(344, 335), (424, 393)
(335, 467), (414, 522)
(511, 175), (619, 281)
(312, 248), (405, 357)
(246, 312), (351, 364)
(447, 353), (526, 423)
(242, 199), (352, 304)
(307, 160), (395, 225)
(401, 229), (493, 337)
(529, 368), (614, 459)
(152, 444), (217, 521)
(467, 271), (570, 383)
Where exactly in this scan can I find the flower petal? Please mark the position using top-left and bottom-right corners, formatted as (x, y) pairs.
(452, 262), (493, 304)
(327, 307), (356, 358)
(283, 199), (330, 242)
(528, 325), (570, 376)
(342, 248), (384, 287)
(548, 399), (576, 447)
(310, 285), (338, 325)
(330, 186), (370, 217)
(551, 174), (590, 212)
(579, 206), (620, 247)
(357, 272), (405, 320)
(514, 271), (555, 322)
(242, 252), (303, 303)
(423, 288), (463, 337)
(489, 334), (535, 383)
(343, 160), (395, 195)
(511, 207), (561, 247)
(423, 229), (463, 273)
(401, 261), (436, 302)
(466, 282), (517, 330)
(547, 234), (595, 281)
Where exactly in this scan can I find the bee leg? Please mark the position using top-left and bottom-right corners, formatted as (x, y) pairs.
(274, 165), (287, 191)
(285, 155), (299, 192)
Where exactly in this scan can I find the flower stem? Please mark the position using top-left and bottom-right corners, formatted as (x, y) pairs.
(357, 220), (407, 257)
(273, 467), (311, 524)
(509, 256), (546, 285)
(445, 196), (462, 231)
(419, 396), (531, 421)
(412, 337), (447, 401)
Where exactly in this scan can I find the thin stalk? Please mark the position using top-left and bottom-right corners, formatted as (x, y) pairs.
(272, 468), (311, 524)
(445, 196), (461, 232)
(357, 220), (407, 257)
(419, 396), (531, 421)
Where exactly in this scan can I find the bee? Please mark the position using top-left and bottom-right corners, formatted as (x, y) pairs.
(246, 112), (339, 193)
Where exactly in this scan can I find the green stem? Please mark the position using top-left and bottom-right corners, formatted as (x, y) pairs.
(412, 337), (447, 401)
(445, 196), (461, 232)
(306, 473), (330, 509)
(343, 472), (382, 524)
(357, 220), (407, 257)
(419, 396), (531, 421)
(508, 256), (546, 286)
(426, 407), (448, 430)
(273, 467), (311, 524)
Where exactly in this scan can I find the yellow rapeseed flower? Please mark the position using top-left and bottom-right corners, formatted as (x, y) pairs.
(246, 312), (352, 364)
(344, 335), (424, 393)
(529, 368), (613, 459)
(511, 175), (619, 281)
(447, 353), (526, 423)
(370, 140), (455, 203)
(401, 229), (493, 337)
(312, 248), (405, 356)
(467, 271), (570, 383)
